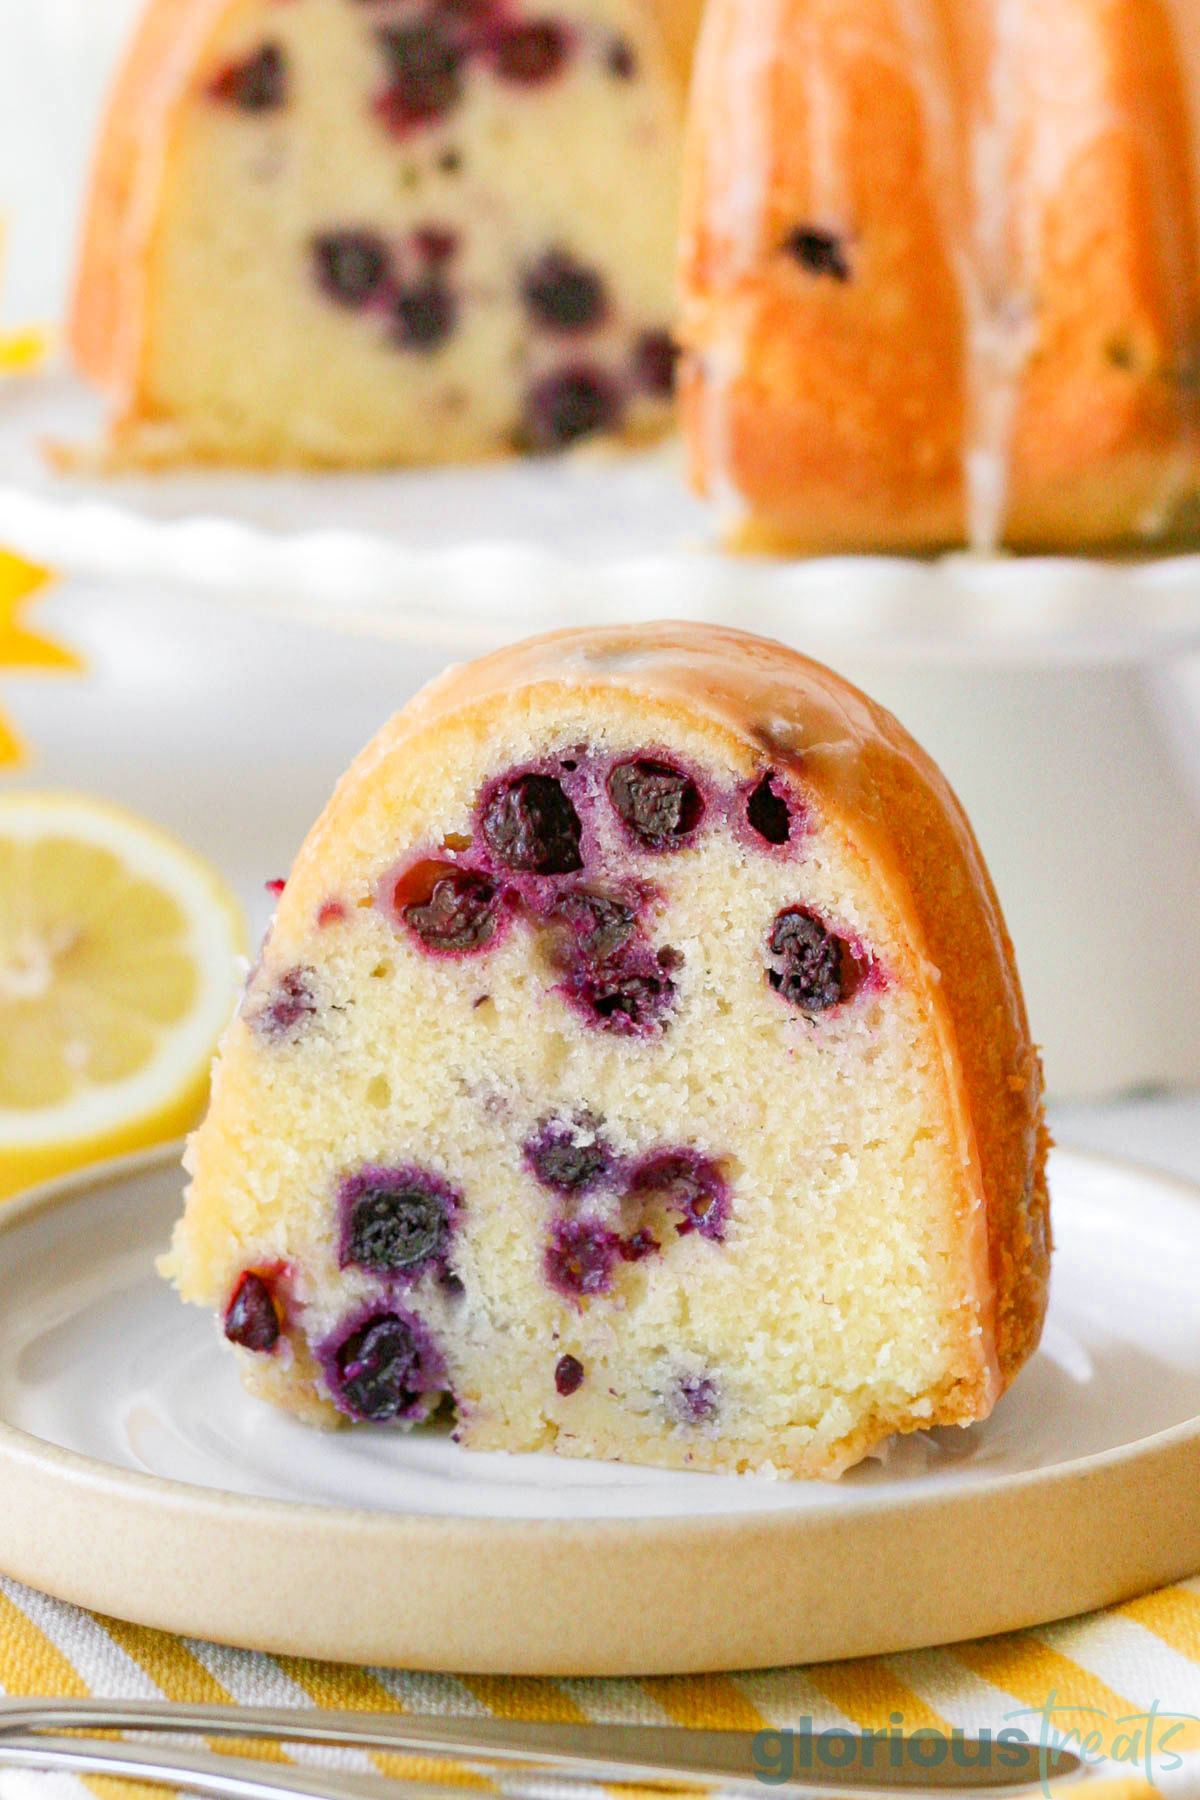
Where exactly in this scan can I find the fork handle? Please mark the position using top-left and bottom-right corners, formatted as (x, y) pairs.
(0, 1733), (461, 1800)
(0, 1700), (1083, 1796)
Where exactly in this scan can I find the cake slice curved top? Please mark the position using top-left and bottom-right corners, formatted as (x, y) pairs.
(72, 0), (697, 465)
(164, 623), (1049, 1478)
(679, 0), (1200, 552)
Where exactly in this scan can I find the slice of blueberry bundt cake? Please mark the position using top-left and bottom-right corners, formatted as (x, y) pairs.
(164, 624), (1049, 1478)
(679, 0), (1200, 551)
(71, 0), (698, 465)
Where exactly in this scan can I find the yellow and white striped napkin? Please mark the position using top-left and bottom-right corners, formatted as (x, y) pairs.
(0, 1571), (1197, 1800)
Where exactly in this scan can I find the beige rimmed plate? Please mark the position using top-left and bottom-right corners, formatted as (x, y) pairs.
(0, 1142), (1197, 1674)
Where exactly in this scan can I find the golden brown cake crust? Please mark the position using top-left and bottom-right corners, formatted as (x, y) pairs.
(70, 0), (232, 397)
(679, 0), (1200, 552)
(319, 623), (1049, 1393)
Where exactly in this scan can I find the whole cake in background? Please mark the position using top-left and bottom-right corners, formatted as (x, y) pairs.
(71, 0), (699, 464)
(163, 623), (1050, 1480)
(680, 0), (1200, 552)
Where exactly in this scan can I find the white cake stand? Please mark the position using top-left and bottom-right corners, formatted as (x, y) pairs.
(3, 372), (1200, 1098)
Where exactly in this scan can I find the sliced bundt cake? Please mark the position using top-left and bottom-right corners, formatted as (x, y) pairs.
(679, 0), (1200, 551)
(72, 0), (697, 464)
(163, 624), (1050, 1478)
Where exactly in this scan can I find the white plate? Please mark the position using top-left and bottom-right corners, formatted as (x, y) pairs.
(0, 1144), (1196, 1671)
(5, 375), (1200, 663)
(5, 1146), (1196, 1517)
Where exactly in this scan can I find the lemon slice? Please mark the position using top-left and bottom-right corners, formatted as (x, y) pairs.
(0, 793), (245, 1199)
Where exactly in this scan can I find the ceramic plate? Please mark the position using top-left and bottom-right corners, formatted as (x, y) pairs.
(0, 1143), (1196, 1673)
(4, 376), (1200, 662)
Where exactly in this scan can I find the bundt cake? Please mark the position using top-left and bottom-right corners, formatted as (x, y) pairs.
(163, 623), (1049, 1479)
(71, 0), (698, 465)
(680, 0), (1200, 552)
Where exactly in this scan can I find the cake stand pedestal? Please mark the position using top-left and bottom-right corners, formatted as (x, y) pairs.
(838, 654), (1200, 1098)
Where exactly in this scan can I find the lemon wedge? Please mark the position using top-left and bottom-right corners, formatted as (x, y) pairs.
(0, 793), (245, 1199)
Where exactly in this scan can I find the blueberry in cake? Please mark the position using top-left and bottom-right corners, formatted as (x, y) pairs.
(163, 624), (1050, 1477)
(71, 0), (697, 464)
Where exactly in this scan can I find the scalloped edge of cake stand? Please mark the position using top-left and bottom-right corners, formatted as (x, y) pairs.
(3, 375), (1200, 665)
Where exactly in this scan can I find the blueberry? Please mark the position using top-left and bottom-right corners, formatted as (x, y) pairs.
(223, 1272), (281, 1352)
(672, 1373), (719, 1424)
(312, 230), (389, 307)
(547, 888), (637, 962)
(607, 758), (704, 848)
(525, 1116), (613, 1194)
(481, 773), (583, 874)
(433, 0), (497, 21)
(209, 43), (287, 111)
(626, 1150), (729, 1240)
(555, 1353), (585, 1395)
(782, 227), (850, 282)
(247, 966), (316, 1039)
(564, 954), (675, 1034)
(339, 1165), (459, 1275)
(605, 35), (636, 77)
(413, 225), (459, 265)
(329, 1310), (447, 1423)
(523, 251), (607, 333)
(402, 866), (500, 952)
(618, 1227), (659, 1262)
(631, 329), (679, 397)
(523, 367), (621, 450)
(545, 1217), (620, 1298)
(746, 772), (791, 845)
(376, 23), (465, 131)
(767, 907), (845, 1013)
(393, 280), (456, 350)
(492, 19), (570, 83)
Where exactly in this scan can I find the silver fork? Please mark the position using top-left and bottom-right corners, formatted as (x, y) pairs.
(0, 1700), (1084, 1800)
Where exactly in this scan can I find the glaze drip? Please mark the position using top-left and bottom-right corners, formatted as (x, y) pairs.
(690, 0), (1200, 550)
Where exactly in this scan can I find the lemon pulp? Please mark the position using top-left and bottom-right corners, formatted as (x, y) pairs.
(0, 793), (245, 1198)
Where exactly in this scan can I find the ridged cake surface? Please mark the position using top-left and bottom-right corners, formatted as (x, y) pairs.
(680, 0), (1200, 551)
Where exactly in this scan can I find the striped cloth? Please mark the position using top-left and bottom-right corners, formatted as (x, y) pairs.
(0, 1572), (1198, 1800)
